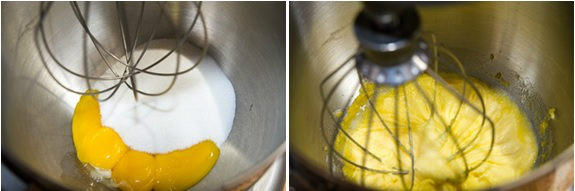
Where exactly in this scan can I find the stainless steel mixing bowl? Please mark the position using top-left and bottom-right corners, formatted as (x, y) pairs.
(290, 2), (573, 190)
(2, 2), (285, 190)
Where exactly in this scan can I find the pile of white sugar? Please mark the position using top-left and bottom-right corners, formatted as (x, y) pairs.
(95, 40), (235, 154)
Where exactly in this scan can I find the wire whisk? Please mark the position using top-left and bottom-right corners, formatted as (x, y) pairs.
(319, 32), (496, 190)
(35, 1), (208, 101)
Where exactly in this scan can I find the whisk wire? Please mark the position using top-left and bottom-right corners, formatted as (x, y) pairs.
(320, 33), (498, 189)
(36, 2), (121, 95)
(360, 86), (378, 186)
(319, 54), (385, 162)
(36, 1), (208, 101)
(358, 71), (412, 155)
(320, 54), (408, 176)
(402, 86), (415, 191)
(425, 69), (495, 172)
(413, 79), (471, 181)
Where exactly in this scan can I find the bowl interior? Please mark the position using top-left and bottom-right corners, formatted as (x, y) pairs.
(290, 1), (573, 188)
(2, 2), (285, 190)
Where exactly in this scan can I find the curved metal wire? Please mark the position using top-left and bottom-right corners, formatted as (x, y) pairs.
(319, 54), (408, 176)
(35, 1), (208, 100)
(319, 34), (496, 190)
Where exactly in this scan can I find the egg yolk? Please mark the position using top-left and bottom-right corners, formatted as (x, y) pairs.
(72, 90), (220, 191)
(72, 90), (104, 162)
(336, 74), (537, 190)
(83, 127), (129, 169)
(72, 90), (128, 169)
(113, 150), (156, 191)
(155, 141), (220, 191)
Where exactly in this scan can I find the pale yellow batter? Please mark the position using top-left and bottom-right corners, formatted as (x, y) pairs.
(336, 73), (537, 190)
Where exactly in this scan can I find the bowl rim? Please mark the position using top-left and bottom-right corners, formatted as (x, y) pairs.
(2, 141), (286, 191)
(290, 144), (574, 190)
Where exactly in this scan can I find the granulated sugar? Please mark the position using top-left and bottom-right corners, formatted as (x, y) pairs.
(95, 40), (235, 154)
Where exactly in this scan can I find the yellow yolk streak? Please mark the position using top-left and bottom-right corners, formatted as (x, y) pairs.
(336, 74), (537, 190)
(155, 141), (220, 191)
(112, 150), (156, 191)
(72, 91), (220, 191)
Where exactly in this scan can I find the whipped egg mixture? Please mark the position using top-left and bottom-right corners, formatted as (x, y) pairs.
(336, 73), (537, 190)
(72, 40), (235, 191)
